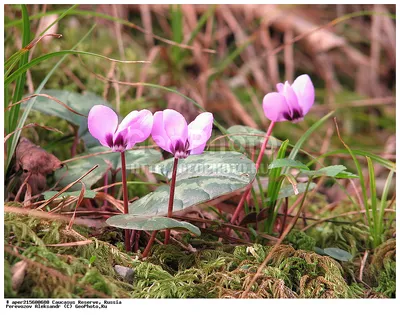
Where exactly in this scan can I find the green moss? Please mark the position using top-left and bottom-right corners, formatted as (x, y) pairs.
(286, 229), (316, 251)
(4, 212), (391, 298)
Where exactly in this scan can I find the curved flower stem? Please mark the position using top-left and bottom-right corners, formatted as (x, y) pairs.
(230, 121), (276, 226)
(165, 157), (179, 244)
(142, 231), (158, 258)
(120, 151), (131, 252)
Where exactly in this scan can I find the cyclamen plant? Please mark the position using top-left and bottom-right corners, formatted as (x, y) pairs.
(88, 105), (153, 251)
(230, 74), (315, 225)
(151, 109), (214, 244)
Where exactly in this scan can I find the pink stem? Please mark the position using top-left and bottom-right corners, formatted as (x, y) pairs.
(164, 157), (179, 244)
(120, 151), (131, 252)
(230, 121), (276, 225)
(142, 231), (158, 258)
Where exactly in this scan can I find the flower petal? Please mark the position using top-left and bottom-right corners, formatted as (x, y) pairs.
(276, 83), (284, 93)
(151, 111), (172, 154)
(187, 112), (213, 151)
(88, 105), (118, 147)
(262, 92), (290, 122)
(116, 109), (153, 150)
(190, 142), (207, 155)
(291, 74), (315, 115)
(163, 109), (188, 150)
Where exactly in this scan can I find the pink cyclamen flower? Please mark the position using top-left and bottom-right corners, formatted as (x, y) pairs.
(88, 105), (153, 152)
(262, 74), (315, 122)
(152, 109), (213, 159)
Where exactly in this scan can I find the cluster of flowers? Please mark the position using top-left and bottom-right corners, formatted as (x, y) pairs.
(88, 74), (314, 155)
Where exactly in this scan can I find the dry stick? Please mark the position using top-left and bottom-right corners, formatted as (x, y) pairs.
(120, 151), (131, 252)
(359, 250), (369, 282)
(230, 121), (276, 226)
(37, 165), (99, 210)
(241, 180), (312, 298)
(164, 157), (179, 244)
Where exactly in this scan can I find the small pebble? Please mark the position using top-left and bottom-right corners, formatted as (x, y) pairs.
(114, 265), (134, 283)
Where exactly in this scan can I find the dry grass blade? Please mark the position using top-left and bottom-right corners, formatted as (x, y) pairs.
(5, 93), (88, 117)
(5, 206), (102, 228)
(46, 240), (93, 247)
(94, 192), (124, 213)
(67, 180), (86, 230)
(4, 123), (63, 143)
(24, 33), (63, 50)
(37, 164), (99, 210)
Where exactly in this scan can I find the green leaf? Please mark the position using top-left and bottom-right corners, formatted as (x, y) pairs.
(106, 215), (201, 236)
(88, 146), (162, 170)
(323, 248), (353, 262)
(227, 125), (281, 148)
(300, 165), (347, 178)
(269, 158), (310, 171)
(266, 182), (316, 201)
(42, 190), (97, 200)
(21, 89), (112, 138)
(150, 151), (255, 182)
(131, 152), (256, 216)
(55, 157), (109, 189)
(334, 171), (359, 179)
(310, 149), (396, 172)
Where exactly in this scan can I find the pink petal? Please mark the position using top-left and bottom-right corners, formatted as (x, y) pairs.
(151, 111), (172, 153)
(262, 92), (290, 122)
(88, 105), (118, 147)
(291, 74), (315, 115)
(190, 142), (207, 155)
(116, 109), (153, 150)
(163, 109), (188, 149)
(276, 83), (284, 93)
(187, 112), (213, 151)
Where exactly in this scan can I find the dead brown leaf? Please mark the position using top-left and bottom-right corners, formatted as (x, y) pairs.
(15, 137), (62, 196)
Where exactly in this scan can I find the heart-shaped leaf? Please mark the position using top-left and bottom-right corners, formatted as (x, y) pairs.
(227, 125), (281, 148)
(150, 151), (255, 181)
(323, 247), (353, 262)
(106, 215), (201, 236)
(130, 152), (256, 216)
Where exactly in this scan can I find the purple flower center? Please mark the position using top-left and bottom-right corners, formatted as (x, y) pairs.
(283, 108), (303, 122)
(171, 139), (190, 159)
(105, 133), (128, 152)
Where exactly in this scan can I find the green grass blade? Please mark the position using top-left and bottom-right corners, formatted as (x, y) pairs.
(378, 170), (394, 238)
(334, 120), (371, 228)
(170, 4), (183, 63)
(366, 157), (377, 243)
(308, 149), (396, 172)
(187, 5), (216, 47)
(6, 5), (31, 156)
(5, 25), (96, 172)
(288, 111), (335, 161)
(5, 50), (146, 86)
(208, 38), (253, 84)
